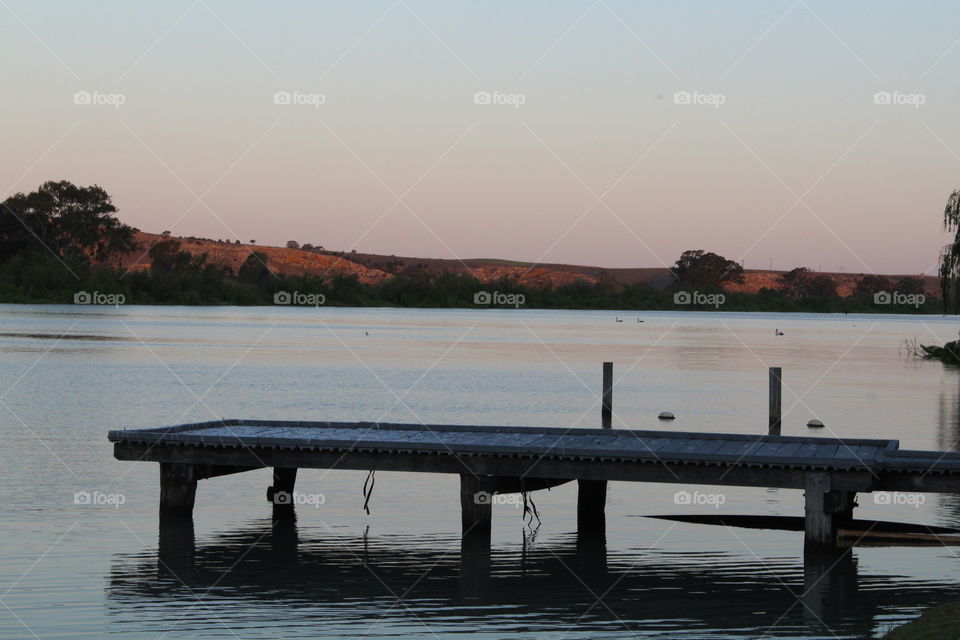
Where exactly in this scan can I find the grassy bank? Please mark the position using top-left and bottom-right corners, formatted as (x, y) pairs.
(884, 602), (960, 639)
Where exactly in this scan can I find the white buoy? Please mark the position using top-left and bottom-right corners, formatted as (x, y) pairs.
(658, 412), (675, 420)
(807, 419), (824, 428)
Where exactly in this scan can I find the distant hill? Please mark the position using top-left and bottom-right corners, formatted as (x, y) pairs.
(347, 250), (939, 297)
(121, 232), (939, 297)
(121, 232), (390, 285)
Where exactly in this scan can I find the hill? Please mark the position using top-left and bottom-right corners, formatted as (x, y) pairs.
(122, 233), (390, 285)
(120, 232), (939, 297)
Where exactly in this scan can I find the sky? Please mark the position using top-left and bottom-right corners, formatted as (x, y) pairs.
(2, 0), (959, 275)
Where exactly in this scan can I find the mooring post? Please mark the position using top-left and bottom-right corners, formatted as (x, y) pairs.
(159, 462), (198, 515)
(266, 467), (298, 505)
(578, 362), (612, 534)
(601, 361), (613, 428)
(769, 367), (782, 435)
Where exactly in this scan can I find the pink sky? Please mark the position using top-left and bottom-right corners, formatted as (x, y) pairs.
(3, 0), (959, 275)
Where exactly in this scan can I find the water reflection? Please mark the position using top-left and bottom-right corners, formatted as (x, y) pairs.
(938, 369), (960, 453)
(106, 513), (960, 638)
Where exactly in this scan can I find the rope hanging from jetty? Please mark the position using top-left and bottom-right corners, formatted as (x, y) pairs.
(362, 470), (376, 515)
(521, 491), (541, 528)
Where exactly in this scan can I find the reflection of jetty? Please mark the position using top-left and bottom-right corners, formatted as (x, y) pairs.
(106, 518), (960, 636)
(110, 417), (960, 551)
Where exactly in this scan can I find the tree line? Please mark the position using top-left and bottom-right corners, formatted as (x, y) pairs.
(0, 180), (938, 312)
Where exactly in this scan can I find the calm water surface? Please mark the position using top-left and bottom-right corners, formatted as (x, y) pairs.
(3, 305), (960, 638)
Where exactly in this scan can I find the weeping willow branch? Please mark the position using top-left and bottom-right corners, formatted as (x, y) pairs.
(941, 189), (960, 314)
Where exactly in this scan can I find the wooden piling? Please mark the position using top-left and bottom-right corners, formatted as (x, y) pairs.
(769, 367), (782, 435)
(577, 480), (607, 533)
(459, 475), (494, 592)
(828, 490), (857, 527)
(158, 511), (195, 576)
(579, 362), (612, 534)
(601, 361), (613, 429)
(460, 475), (494, 535)
(159, 462), (197, 515)
(804, 472), (834, 549)
(267, 467), (298, 504)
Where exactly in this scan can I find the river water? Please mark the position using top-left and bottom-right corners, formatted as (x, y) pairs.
(2, 304), (960, 638)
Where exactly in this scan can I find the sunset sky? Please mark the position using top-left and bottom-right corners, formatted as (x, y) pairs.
(3, 0), (959, 275)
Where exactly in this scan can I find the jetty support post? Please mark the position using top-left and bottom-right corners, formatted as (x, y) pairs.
(267, 467), (298, 505)
(460, 474), (496, 590)
(159, 462), (198, 515)
(804, 472), (857, 549)
(159, 463), (262, 516)
(769, 367), (782, 435)
(460, 474), (495, 537)
(802, 547), (856, 627)
(578, 362), (612, 534)
(158, 510), (195, 576)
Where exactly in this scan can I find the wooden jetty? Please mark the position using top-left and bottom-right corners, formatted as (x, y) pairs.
(109, 418), (960, 550)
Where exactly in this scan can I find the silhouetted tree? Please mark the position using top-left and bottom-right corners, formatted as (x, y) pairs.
(670, 250), (744, 288)
(779, 267), (810, 298)
(895, 276), (926, 296)
(149, 238), (182, 271)
(238, 252), (271, 285)
(806, 275), (837, 298)
(854, 274), (891, 297)
(0, 180), (137, 266)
